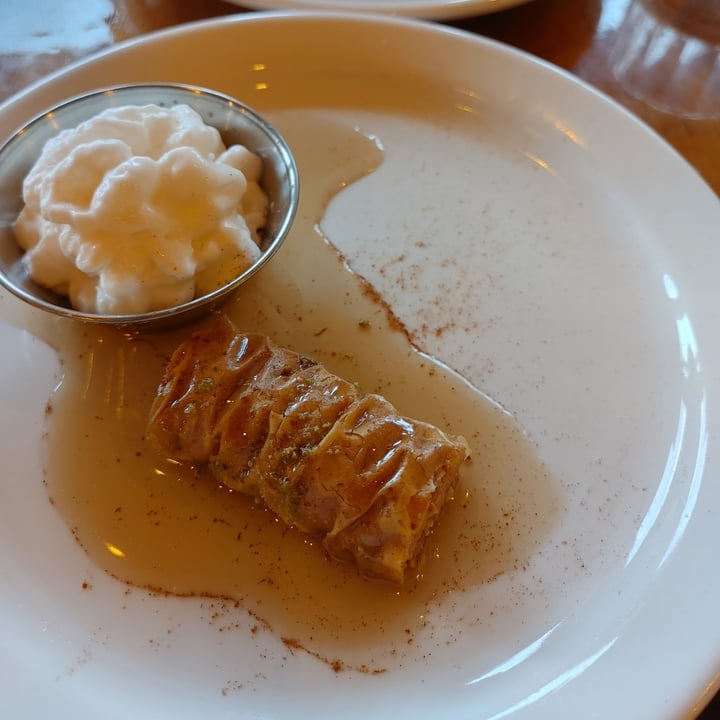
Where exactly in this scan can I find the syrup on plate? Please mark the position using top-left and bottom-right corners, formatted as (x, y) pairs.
(1, 111), (560, 672)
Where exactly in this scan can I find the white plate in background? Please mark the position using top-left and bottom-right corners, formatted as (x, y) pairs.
(223, 0), (533, 21)
(1, 12), (719, 720)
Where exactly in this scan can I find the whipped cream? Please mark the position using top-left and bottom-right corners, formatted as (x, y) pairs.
(15, 103), (268, 314)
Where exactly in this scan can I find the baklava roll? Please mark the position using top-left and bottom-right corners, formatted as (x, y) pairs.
(147, 314), (469, 583)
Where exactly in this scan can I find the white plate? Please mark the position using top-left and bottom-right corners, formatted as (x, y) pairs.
(2, 12), (720, 720)
(223, 0), (532, 21)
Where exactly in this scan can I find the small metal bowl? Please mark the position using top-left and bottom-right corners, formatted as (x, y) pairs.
(0, 83), (299, 328)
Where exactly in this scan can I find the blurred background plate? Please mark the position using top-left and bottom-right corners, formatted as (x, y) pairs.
(223, 0), (534, 20)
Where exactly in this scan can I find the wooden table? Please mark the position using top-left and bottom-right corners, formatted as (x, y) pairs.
(1, 0), (718, 717)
